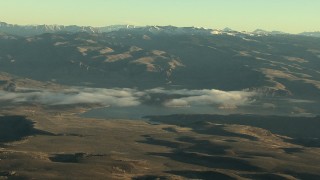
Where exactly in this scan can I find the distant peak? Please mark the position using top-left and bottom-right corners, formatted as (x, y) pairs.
(253, 29), (268, 33)
(223, 27), (234, 32)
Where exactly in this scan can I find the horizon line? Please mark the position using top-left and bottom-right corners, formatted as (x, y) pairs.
(1, 21), (319, 35)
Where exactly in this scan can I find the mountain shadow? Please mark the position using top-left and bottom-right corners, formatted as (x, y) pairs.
(0, 115), (55, 143)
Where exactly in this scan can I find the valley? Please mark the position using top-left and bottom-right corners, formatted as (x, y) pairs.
(0, 23), (320, 179)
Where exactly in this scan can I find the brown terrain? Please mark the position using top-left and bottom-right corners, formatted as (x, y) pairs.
(1, 103), (320, 179)
(1, 24), (320, 180)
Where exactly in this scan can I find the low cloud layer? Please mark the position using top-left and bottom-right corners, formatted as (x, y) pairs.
(148, 88), (256, 108)
(0, 88), (142, 107)
(0, 87), (256, 108)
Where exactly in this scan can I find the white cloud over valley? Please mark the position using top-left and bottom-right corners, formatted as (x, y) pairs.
(0, 87), (256, 108)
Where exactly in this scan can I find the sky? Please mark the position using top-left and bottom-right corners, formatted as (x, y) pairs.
(0, 0), (319, 33)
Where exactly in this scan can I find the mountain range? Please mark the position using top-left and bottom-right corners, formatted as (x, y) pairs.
(1, 21), (320, 179)
(1, 21), (319, 37)
(1, 21), (320, 115)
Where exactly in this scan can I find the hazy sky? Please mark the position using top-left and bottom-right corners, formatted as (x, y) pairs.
(0, 0), (319, 33)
